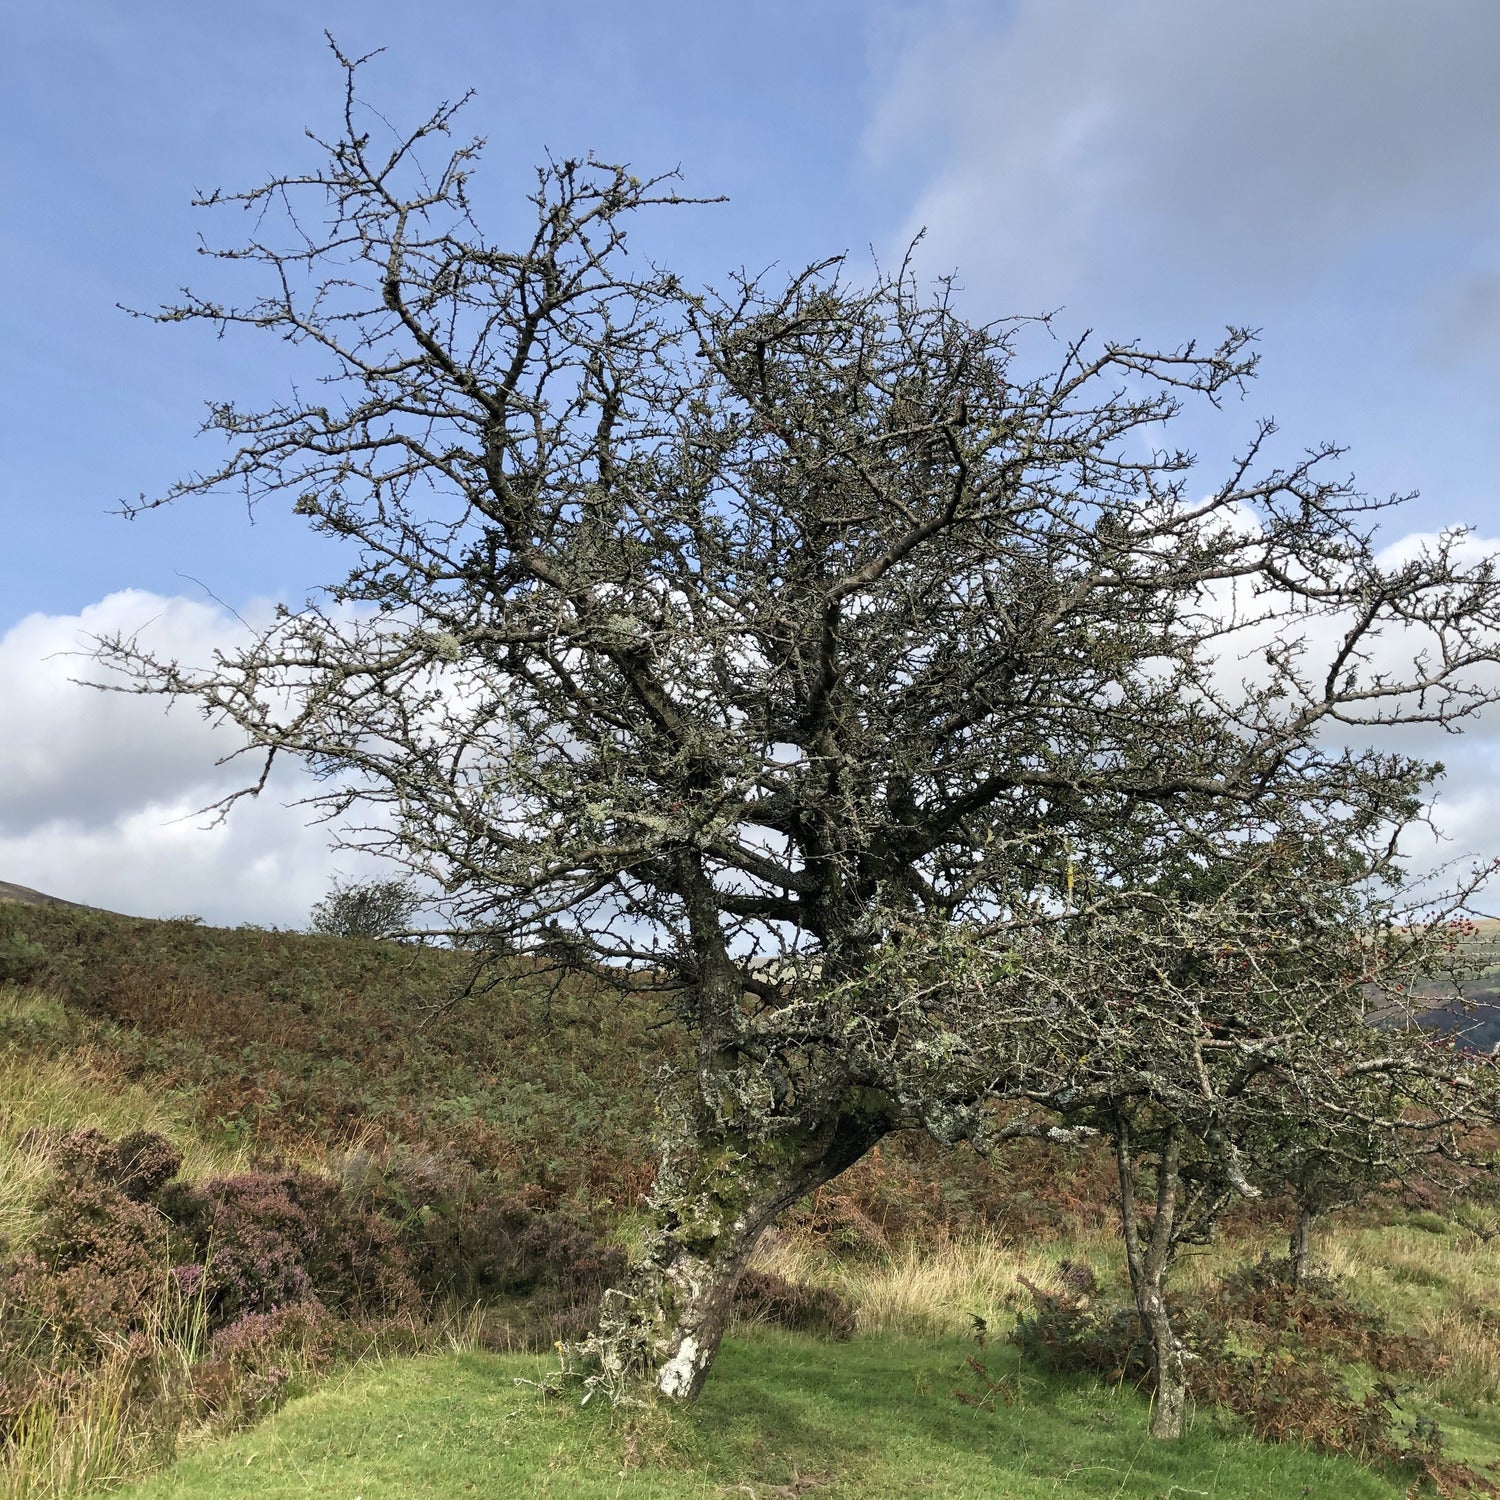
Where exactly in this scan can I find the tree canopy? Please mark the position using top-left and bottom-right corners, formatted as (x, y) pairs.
(100, 44), (1500, 1413)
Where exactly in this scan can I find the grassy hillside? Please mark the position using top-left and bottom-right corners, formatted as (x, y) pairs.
(0, 901), (668, 1206)
(1, 897), (1498, 1497)
(0, 899), (1114, 1246)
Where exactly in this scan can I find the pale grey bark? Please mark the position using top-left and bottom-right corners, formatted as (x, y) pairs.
(1116, 1120), (1191, 1441)
(637, 1110), (882, 1398)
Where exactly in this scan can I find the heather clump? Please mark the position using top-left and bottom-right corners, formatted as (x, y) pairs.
(351, 1164), (630, 1348)
(0, 1126), (433, 1490)
(3, 1132), (175, 1349)
(52, 1127), (183, 1203)
(159, 1167), (419, 1326)
(188, 1302), (336, 1430)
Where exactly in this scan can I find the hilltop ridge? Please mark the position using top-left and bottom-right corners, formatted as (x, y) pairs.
(0, 879), (122, 914)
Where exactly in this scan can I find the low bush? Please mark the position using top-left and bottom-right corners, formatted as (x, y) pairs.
(161, 1167), (420, 1325)
(189, 1302), (335, 1431)
(2, 1131), (178, 1350)
(344, 1153), (627, 1305)
(1208, 1255), (1447, 1378)
(1009, 1259), (1149, 1384)
(1008, 1256), (1496, 1495)
(732, 1269), (857, 1340)
(0, 931), (47, 986)
(0, 1127), (432, 1472)
(52, 1126), (183, 1202)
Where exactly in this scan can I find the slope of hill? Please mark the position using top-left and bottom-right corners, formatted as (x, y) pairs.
(0, 898), (668, 1205)
(1, 896), (1498, 1497)
(0, 880), (118, 913)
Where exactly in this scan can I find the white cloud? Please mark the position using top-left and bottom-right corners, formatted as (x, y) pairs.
(1, 591), (258, 830)
(0, 793), (352, 929)
(2, 570), (1497, 927)
(0, 591), (384, 926)
(1185, 524), (1500, 892)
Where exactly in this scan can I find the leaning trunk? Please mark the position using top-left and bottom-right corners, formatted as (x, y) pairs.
(588, 1103), (886, 1400)
(586, 863), (893, 1400)
(1116, 1120), (1189, 1441)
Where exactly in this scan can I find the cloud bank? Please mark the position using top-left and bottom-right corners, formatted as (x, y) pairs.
(868, 0), (1500, 320)
(0, 592), (382, 927)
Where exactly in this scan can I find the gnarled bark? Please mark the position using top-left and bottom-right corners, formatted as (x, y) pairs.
(585, 1102), (887, 1401)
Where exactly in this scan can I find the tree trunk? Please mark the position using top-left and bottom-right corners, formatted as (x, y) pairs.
(1116, 1120), (1190, 1440)
(1141, 1294), (1189, 1440)
(1288, 1204), (1317, 1286)
(593, 1104), (887, 1401)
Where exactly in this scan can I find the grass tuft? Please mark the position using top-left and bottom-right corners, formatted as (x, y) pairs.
(0, 987), (246, 1249)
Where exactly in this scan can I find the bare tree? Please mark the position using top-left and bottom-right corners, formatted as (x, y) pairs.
(97, 44), (1500, 1402)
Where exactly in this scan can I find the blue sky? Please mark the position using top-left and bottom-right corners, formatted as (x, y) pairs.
(3, 0), (1499, 923)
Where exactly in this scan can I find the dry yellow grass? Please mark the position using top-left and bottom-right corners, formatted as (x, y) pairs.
(755, 1211), (1500, 1421)
(0, 985), (248, 1248)
(751, 1226), (1125, 1338)
(1321, 1221), (1500, 1408)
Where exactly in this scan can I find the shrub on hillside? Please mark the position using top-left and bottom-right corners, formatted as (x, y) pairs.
(732, 1270), (856, 1340)
(1, 1132), (178, 1348)
(1208, 1255), (1446, 1378)
(160, 1169), (419, 1325)
(340, 1157), (638, 1348)
(1010, 1284), (1151, 1387)
(0, 1127), (438, 1470)
(54, 1127), (182, 1202)
(344, 1156), (625, 1306)
(0, 930), (47, 986)
(190, 1302), (335, 1430)
(414, 1188), (625, 1311)
(309, 877), (419, 940)
(4, 1128), (418, 1342)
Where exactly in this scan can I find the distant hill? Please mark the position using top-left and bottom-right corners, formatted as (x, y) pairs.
(1415, 998), (1500, 1053)
(0, 880), (121, 913)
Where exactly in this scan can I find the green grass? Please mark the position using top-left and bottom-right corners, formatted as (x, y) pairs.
(106, 1333), (1412, 1500)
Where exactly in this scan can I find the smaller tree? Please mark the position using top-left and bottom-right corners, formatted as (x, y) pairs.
(1000, 871), (1497, 1438)
(841, 827), (1500, 1439)
(309, 876), (420, 940)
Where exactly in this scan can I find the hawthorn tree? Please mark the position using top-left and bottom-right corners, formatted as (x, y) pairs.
(98, 46), (1500, 1402)
(309, 875), (420, 939)
(886, 828), (1500, 1438)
